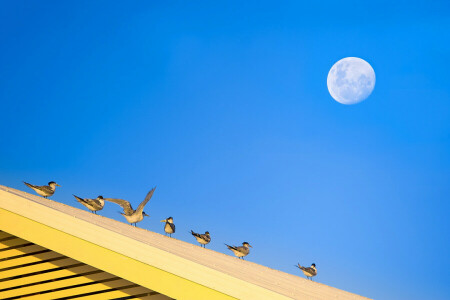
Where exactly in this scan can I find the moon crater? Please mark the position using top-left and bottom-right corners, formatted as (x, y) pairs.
(327, 57), (375, 105)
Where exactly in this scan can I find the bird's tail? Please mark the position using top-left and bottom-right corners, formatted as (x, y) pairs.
(224, 243), (235, 250)
(191, 230), (200, 237)
(73, 194), (83, 202)
(23, 181), (34, 189)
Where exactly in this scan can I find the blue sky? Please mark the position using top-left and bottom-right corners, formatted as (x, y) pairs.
(0, 1), (449, 299)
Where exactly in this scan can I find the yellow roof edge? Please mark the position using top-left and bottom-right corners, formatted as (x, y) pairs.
(0, 188), (295, 300)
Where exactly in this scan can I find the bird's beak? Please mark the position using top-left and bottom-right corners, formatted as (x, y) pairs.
(56, 184), (61, 187)
(249, 245), (253, 248)
(160, 220), (165, 222)
(143, 212), (149, 217)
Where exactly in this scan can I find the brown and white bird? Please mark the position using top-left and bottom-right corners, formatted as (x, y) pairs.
(23, 181), (60, 198)
(225, 242), (252, 259)
(73, 195), (105, 214)
(190, 230), (211, 248)
(103, 187), (156, 227)
(296, 263), (317, 280)
(161, 217), (175, 237)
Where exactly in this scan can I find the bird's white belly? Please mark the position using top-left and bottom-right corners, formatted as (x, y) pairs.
(124, 214), (143, 223)
(35, 188), (50, 197)
(165, 223), (174, 233)
(233, 249), (247, 257)
(196, 237), (208, 244)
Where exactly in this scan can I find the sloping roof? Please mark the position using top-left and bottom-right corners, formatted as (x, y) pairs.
(0, 185), (371, 300)
(0, 230), (164, 299)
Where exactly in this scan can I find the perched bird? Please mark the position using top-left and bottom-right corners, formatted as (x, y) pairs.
(161, 217), (175, 237)
(73, 195), (105, 214)
(296, 263), (317, 280)
(190, 230), (211, 248)
(103, 187), (156, 227)
(225, 242), (252, 259)
(23, 181), (60, 198)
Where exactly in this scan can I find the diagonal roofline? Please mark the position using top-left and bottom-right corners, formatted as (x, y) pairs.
(0, 185), (371, 300)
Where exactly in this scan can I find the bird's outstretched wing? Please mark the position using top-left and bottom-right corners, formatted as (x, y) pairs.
(136, 187), (156, 212)
(103, 198), (134, 215)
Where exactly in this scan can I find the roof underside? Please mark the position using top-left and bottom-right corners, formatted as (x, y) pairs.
(0, 186), (371, 300)
(0, 231), (168, 299)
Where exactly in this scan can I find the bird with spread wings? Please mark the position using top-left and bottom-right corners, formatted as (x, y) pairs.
(103, 187), (156, 227)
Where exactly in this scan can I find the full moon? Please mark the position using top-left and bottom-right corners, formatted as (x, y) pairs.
(327, 57), (375, 105)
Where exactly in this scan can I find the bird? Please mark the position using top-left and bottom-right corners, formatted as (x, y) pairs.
(73, 195), (105, 214)
(103, 187), (156, 227)
(190, 230), (211, 248)
(23, 181), (60, 198)
(225, 242), (252, 259)
(295, 263), (317, 280)
(161, 217), (175, 237)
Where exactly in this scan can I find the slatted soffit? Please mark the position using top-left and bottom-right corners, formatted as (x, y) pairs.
(0, 231), (167, 299)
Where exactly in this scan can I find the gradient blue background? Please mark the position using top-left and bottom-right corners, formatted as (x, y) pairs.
(1, 1), (449, 299)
